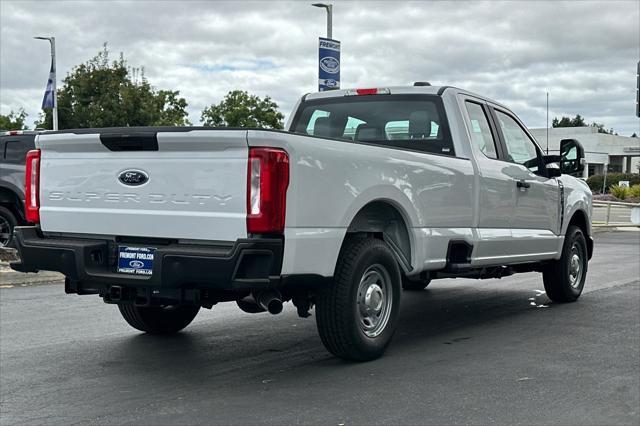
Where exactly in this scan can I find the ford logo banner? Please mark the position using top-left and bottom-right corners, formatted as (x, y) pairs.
(118, 170), (149, 186)
(318, 37), (340, 92)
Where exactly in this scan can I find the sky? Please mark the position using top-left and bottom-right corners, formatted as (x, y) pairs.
(1, 0), (639, 135)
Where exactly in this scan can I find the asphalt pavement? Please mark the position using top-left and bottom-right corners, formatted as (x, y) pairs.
(1, 231), (639, 425)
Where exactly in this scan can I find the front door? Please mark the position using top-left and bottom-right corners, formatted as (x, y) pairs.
(490, 108), (560, 256)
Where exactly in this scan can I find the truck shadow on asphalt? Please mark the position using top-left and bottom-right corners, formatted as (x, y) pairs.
(106, 283), (567, 383)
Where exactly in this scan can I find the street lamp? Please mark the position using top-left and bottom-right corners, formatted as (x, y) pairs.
(34, 36), (58, 131)
(312, 3), (333, 39)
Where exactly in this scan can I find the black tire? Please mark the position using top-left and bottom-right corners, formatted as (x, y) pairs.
(402, 276), (431, 291)
(543, 225), (588, 303)
(316, 237), (402, 361)
(118, 304), (200, 334)
(0, 206), (17, 248)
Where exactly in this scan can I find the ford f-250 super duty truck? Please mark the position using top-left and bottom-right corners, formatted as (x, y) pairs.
(11, 84), (593, 361)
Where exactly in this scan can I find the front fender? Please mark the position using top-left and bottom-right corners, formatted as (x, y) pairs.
(560, 176), (592, 236)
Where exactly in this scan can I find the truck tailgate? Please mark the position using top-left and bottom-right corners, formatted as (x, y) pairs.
(36, 129), (248, 242)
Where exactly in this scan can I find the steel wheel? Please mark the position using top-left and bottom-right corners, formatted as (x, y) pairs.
(357, 264), (393, 338)
(568, 242), (584, 289)
(316, 237), (402, 361)
(543, 225), (588, 303)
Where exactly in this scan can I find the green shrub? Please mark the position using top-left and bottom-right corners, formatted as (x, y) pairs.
(610, 185), (629, 200)
(586, 173), (640, 193)
(630, 184), (640, 198)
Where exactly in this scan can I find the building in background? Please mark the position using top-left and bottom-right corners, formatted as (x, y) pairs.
(530, 126), (640, 178)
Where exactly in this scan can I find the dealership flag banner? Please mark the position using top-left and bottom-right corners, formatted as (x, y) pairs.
(318, 37), (340, 92)
(41, 60), (55, 110)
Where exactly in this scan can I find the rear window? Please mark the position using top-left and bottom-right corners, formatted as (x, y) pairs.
(291, 95), (455, 156)
(1, 135), (35, 164)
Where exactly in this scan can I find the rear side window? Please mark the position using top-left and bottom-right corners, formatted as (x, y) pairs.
(2, 136), (35, 164)
(464, 102), (498, 159)
(291, 95), (455, 156)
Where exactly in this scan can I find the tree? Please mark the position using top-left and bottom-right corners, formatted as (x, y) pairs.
(552, 114), (586, 128)
(632, 133), (638, 138)
(37, 44), (190, 129)
(200, 90), (284, 129)
(552, 114), (618, 135)
(0, 109), (28, 130)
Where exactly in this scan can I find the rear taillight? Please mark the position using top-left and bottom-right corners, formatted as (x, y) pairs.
(247, 147), (289, 234)
(25, 149), (41, 224)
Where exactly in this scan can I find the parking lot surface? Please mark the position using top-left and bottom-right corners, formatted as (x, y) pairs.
(1, 231), (638, 425)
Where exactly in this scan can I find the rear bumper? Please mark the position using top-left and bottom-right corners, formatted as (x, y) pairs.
(10, 226), (284, 294)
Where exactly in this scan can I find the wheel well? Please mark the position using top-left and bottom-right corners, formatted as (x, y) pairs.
(568, 209), (592, 259)
(345, 201), (412, 273)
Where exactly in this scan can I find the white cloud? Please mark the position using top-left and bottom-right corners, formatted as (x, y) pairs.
(0, 0), (638, 135)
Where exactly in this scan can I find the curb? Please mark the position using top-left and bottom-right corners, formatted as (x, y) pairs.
(0, 269), (65, 287)
(0, 248), (65, 287)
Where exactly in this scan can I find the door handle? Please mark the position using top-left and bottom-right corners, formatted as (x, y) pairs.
(516, 179), (531, 189)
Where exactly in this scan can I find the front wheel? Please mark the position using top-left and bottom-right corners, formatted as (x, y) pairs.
(315, 237), (401, 361)
(118, 304), (200, 334)
(542, 225), (588, 303)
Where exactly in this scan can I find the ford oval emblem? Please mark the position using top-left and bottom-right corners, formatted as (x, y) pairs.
(129, 260), (145, 269)
(118, 170), (149, 186)
(320, 57), (340, 74)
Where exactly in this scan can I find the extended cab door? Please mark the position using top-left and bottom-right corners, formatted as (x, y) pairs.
(488, 106), (561, 254)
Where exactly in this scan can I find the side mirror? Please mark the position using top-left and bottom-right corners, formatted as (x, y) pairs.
(560, 139), (585, 176)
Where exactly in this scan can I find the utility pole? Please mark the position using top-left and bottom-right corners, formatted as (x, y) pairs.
(34, 36), (58, 131)
(312, 3), (339, 92)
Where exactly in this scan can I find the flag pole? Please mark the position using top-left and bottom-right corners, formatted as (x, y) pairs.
(34, 36), (58, 131)
(50, 37), (58, 131)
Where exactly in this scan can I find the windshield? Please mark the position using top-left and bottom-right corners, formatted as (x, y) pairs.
(291, 95), (454, 156)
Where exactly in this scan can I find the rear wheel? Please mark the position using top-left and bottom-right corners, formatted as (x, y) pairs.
(316, 237), (401, 361)
(0, 206), (17, 248)
(118, 304), (200, 334)
(543, 225), (588, 303)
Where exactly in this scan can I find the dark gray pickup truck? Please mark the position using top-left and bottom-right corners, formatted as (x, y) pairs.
(0, 130), (39, 247)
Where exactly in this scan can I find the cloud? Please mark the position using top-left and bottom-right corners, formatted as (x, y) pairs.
(1, 0), (638, 135)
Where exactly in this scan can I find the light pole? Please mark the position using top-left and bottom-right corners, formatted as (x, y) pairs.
(34, 36), (58, 131)
(312, 3), (333, 39)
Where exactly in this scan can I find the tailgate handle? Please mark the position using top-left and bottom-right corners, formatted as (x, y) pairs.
(100, 133), (158, 151)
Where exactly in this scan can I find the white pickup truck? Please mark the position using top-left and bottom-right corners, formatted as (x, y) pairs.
(11, 84), (593, 361)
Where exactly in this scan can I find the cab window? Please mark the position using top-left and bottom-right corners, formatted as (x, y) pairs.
(292, 95), (455, 156)
(464, 102), (497, 159)
(494, 110), (540, 172)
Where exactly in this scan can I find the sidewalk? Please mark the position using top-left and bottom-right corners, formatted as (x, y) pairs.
(0, 248), (64, 287)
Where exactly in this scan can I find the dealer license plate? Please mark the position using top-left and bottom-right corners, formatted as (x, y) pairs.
(117, 246), (155, 275)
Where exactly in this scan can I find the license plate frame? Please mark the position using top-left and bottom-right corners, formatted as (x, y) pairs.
(117, 246), (156, 276)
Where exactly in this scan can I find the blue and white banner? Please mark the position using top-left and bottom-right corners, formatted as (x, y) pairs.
(41, 62), (55, 110)
(318, 37), (340, 92)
